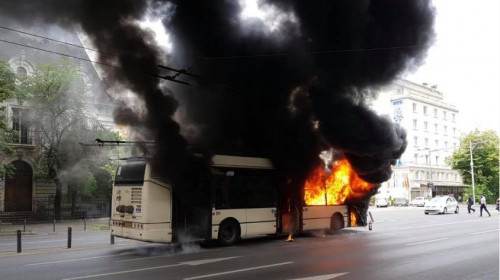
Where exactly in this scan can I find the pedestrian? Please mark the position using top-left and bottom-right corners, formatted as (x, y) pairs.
(467, 195), (475, 214)
(479, 195), (491, 217)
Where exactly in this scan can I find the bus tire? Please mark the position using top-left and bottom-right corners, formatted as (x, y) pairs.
(330, 213), (344, 232)
(218, 220), (240, 246)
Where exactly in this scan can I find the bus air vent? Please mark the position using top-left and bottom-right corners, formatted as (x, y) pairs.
(131, 188), (142, 204)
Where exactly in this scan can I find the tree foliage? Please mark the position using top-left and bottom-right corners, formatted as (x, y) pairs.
(17, 60), (119, 218)
(0, 58), (16, 177)
(448, 129), (499, 203)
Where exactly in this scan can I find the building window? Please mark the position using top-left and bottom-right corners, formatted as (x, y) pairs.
(453, 127), (456, 135)
(452, 113), (455, 122)
(444, 125), (447, 135)
(413, 119), (418, 129)
(16, 67), (28, 77)
(414, 153), (418, 163)
(423, 106), (428, 115)
(445, 141), (448, 148)
(434, 108), (438, 117)
(413, 103), (417, 112)
(443, 111), (447, 120)
(414, 136), (418, 146)
(434, 123), (438, 133)
(425, 138), (429, 147)
(435, 139), (438, 148)
(11, 107), (30, 144)
(435, 156), (439, 165)
(424, 121), (428, 131)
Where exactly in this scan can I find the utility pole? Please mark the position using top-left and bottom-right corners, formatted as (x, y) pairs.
(469, 140), (486, 204)
(469, 140), (475, 203)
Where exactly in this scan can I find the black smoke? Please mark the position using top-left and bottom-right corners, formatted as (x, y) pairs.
(166, 0), (432, 186)
(0, 0), (434, 209)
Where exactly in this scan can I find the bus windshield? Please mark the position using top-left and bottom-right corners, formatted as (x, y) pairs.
(115, 161), (146, 186)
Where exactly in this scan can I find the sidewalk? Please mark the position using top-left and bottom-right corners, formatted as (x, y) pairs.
(0, 218), (110, 236)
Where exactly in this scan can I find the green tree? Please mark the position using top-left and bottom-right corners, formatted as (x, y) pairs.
(448, 129), (499, 203)
(0, 58), (16, 177)
(18, 60), (119, 219)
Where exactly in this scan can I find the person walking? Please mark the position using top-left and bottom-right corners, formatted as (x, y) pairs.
(479, 195), (491, 217)
(467, 195), (476, 214)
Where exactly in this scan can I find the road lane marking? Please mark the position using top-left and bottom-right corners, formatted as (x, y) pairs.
(405, 238), (448, 246)
(115, 248), (222, 263)
(62, 256), (239, 279)
(470, 229), (499, 235)
(288, 272), (349, 280)
(25, 252), (135, 266)
(0, 238), (84, 246)
(184, 262), (293, 280)
(62, 264), (184, 280)
(397, 219), (485, 230)
(181, 256), (240, 266)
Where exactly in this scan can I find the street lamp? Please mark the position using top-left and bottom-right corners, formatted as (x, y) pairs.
(469, 140), (486, 203)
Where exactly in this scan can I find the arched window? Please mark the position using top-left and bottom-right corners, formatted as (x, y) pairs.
(16, 66), (28, 77)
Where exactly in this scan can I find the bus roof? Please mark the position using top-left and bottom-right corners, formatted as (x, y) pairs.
(211, 155), (274, 169)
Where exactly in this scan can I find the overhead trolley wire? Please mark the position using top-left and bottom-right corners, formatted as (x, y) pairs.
(0, 38), (190, 85)
(0, 24), (194, 84)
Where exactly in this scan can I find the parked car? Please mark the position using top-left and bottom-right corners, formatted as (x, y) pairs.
(424, 196), (459, 215)
(375, 198), (390, 207)
(411, 197), (427, 207)
(394, 198), (409, 206)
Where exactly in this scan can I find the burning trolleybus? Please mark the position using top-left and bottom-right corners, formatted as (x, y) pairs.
(111, 155), (360, 246)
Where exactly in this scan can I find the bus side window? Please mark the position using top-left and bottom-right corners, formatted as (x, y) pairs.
(245, 175), (276, 208)
(213, 172), (246, 209)
(214, 175), (230, 209)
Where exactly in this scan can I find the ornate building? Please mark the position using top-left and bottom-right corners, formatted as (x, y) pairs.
(372, 79), (466, 201)
(0, 25), (114, 215)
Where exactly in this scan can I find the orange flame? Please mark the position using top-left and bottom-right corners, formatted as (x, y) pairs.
(350, 211), (357, 227)
(304, 159), (373, 205)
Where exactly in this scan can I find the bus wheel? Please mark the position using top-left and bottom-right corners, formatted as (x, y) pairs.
(218, 220), (240, 246)
(330, 213), (344, 232)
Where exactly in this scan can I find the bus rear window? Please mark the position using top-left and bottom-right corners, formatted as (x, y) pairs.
(115, 161), (146, 186)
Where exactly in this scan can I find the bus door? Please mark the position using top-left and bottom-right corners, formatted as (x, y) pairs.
(245, 172), (278, 236)
(212, 169), (248, 237)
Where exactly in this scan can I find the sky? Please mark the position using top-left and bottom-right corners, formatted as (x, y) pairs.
(404, 0), (500, 134)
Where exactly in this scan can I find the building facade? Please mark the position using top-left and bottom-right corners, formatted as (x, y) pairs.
(372, 79), (466, 202)
(0, 24), (114, 216)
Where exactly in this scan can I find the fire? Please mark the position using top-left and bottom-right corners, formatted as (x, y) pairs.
(285, 233), (294, 242)
(350, 211), (357, 227)
(304, 159), (373, 205)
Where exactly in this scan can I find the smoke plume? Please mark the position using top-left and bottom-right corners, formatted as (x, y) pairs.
(0, 0), (435, 203)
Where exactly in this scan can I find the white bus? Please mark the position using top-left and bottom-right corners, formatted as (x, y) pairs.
(111, 155), (357, 246)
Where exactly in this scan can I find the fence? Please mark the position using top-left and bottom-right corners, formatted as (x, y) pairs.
(0, 197), (110, 222)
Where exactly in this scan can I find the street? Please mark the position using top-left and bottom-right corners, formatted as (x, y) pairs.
(0, 207), (498, 280)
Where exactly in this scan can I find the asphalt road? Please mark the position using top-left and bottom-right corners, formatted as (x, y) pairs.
(0, 206), (498, 280)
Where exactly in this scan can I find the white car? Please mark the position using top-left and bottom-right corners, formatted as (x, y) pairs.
(411, 197), (426, 207)
(424, 196), (459, 215)
(375, 198), (390, 207)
